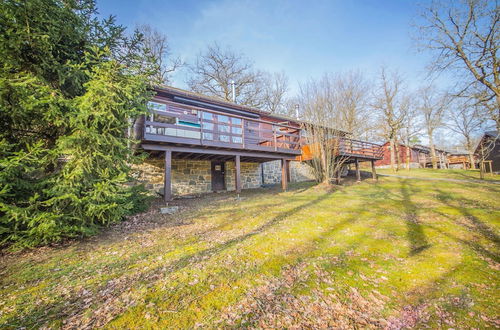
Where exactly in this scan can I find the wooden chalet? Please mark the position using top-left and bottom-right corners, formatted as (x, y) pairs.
(475, 130), (500, 173)
(135, 86), (383, 200)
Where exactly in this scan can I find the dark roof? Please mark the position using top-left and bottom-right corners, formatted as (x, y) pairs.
(485, 130), (499, 138)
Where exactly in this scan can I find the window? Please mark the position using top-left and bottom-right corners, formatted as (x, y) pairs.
(218, 124), (230, 133)
(203, 122), (214, 130)
(203, 132), (213, 140)
(219, 135), (230, 142)
(232, 118), (242, 125)
(147, 101), (167, 112)
(178, 120), (200, 128)
(153, 113), (175, 124)
(217, 115), (229, 123)
(232, 127), (242, 135)
(202, 112), (213, 121)
(232, 136), (242, 144)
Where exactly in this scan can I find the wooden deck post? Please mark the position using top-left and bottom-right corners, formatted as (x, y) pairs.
(355, 158), (361, 182)
(235, 155), (241, 194)
(371, 160), (377, 181)
(281, 159), (288, 191)
(164, 149), (172, 202)
(335, 167), (341, 185)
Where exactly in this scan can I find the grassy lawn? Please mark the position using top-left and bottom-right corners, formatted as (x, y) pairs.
(1, 175), (499, 328)
(376, 167), (500, 182)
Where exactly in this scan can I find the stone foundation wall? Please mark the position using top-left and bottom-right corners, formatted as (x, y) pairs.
(225, 162), (261, 190)
(134, 158), (211, 195)
(261, 160), (315, 184)
(135, 157), (262, 196)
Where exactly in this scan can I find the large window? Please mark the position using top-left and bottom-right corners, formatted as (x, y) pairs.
(147, 101), (167, 112)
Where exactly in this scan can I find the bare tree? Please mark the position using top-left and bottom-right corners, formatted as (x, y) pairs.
(136, 24), (182, 84)
(262, 71), (289, 114)
(416, 85), (449, 168)
(417, 0), (500, 129)
(335, 70), (372, 138)
(446, 99), (487, 168)
(399, 101), (422, 170)
(372, 67), (410, 172)
(298, 75), (354, 185)
(187, 43), (266, 107)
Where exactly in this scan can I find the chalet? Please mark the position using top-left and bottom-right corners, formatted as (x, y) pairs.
(447, 149), (476, 169)
(475, 131), (500, 173)
(375, 142), (427, 168)
(134, 86), (383, 200)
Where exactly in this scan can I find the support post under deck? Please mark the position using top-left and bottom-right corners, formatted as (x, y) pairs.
(164, 149), (172, 202)
(235, 155), (241, 194)
(355, 158), (361, 182)
(371, 159), (377, 181)
(281, 159), (288, 191)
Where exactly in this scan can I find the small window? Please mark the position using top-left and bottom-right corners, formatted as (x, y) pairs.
(153, 113), (176, 124)
(232, 127), (242, 135)
(178, 120), (200, 128)
(219, 135), (230, 142)
(232, 118), (242, 125)
(202, 112), (213, 121)
(203, 132), (213, 140)
(218, 124), (230, 133)
(217, 115), (229, 123)
(203, 122), (214, 130)
(232, 136), (242, 144)
(147, 101), (167, 112)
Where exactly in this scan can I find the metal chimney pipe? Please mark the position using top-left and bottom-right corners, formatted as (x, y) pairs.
(231, 80), (236, 103)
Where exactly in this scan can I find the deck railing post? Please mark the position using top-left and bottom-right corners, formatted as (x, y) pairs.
(241, 119), (245, 148)
(273, 125), (277, 151)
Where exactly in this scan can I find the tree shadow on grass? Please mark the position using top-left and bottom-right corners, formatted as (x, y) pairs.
(400, 180), (431, 256)
(2, 191), (332, 328)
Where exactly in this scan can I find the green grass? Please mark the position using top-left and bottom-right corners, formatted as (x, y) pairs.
(1, 175), (499, 328)
(376, 167), (500, 182)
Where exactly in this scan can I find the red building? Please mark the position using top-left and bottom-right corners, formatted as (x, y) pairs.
(375, 142), (429, 168)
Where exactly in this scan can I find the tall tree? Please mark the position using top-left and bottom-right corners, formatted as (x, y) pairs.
(416, 85), (449, 168)
(417, 0), (500, 129)
(0, 0), (152, 248)
(262, 71), (289, 114)
(446, 99), (487, 168)
(372, 68), (410, 172)
(135, 24), (182, 85)
(187, 43), (266, 107)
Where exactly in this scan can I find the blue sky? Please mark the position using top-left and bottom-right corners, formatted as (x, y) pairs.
(97, 0), (442, 93)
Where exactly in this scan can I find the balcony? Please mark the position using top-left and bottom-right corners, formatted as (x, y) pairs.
(142, 100), (302, 155)
(299, 138), (383, 161)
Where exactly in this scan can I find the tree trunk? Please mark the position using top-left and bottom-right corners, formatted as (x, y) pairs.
(465, 137), (476, 169)
(389, 138), (396, 172)
(395, 142), (401, 171)
(406, 144), (411, 171)
(429, 134), (437, 169)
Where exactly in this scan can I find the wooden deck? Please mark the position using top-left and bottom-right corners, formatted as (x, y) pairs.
(298, 138), (383, 162)
(142, 100), (301, 156)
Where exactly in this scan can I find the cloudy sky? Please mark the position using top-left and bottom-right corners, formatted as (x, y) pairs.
(98, 0), (449, 94)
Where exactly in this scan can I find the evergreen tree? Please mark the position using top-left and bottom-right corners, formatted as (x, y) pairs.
(0, 0), (154, 248)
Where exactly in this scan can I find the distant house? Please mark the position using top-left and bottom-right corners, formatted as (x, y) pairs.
(475, 131), (500, 173)
(375, 142), (451, 169)
(447, 149), (476, 169)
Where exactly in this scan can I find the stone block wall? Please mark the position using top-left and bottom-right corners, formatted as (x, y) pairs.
(261, 160), (315, 184)
(225, 161), (261, 190)
(134, 158), (211, 195)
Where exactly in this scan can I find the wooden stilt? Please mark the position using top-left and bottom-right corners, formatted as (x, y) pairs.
(371, 160), (377, 181)
(164, 149), (172, 202)
(336, 167), (341, 185)
(235, 155), (241, 193)
(281, 159), (288, 191)
(355, 158), (361, 182)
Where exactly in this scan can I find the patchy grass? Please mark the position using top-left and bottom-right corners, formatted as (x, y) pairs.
(1, 175), (499, 328)
(376, 167), (500, 182)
